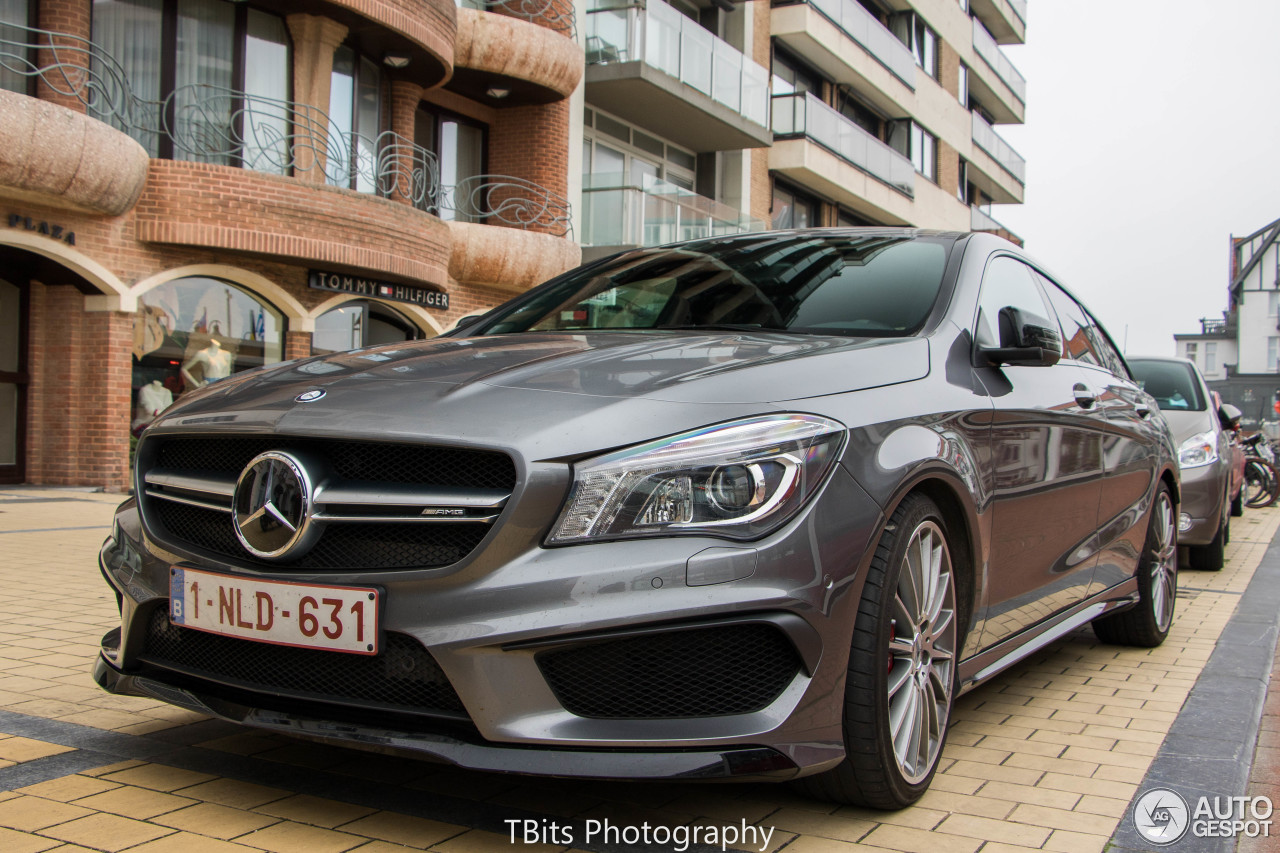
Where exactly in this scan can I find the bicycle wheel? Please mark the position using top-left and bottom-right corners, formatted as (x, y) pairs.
(1243, 459), (1279, 508)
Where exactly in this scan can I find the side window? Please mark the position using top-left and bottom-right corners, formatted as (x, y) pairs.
(975, 256), (1054, 349)
(1037, 273), (1102, 367)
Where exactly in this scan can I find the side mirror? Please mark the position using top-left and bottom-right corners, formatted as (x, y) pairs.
(1219, 403), (1243, 431)
(981, 306), (1062, 367)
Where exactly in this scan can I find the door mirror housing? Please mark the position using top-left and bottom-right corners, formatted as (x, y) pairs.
(1219, 403), (1243, 431)
(980, 306), (1063, 367)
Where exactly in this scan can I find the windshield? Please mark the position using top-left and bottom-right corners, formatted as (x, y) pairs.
(474, 233), (952, 337)
(1128, 359), (1207, 412)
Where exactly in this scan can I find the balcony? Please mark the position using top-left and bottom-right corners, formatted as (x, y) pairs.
(451, 1), (583, 104)
(773, 92), (914, 198)
(581, 173), (764, 254)
(583, 0), (771, 151)
(972, 16), (1024, 108)
(969, 0), (1026, 45)
(971, 111), (1025, 187)
(970, 205), (1021, 246)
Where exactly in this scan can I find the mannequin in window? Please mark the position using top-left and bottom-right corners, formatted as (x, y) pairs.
(181, 339), (233, 388)
(133, 380), (174, 430)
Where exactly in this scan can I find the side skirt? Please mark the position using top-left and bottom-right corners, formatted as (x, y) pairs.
(956, 578), (1141, 694)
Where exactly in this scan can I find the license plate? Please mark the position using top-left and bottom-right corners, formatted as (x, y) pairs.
(169, 568), (380, 655)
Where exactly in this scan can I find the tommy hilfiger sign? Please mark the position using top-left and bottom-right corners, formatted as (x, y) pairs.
(308, 270), (449, 311)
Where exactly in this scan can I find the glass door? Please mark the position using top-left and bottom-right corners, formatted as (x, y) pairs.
(0, 277), (25, 484)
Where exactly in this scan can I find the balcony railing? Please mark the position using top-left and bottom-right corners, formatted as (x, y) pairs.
(584, 0), (770, 128)
(0, 21), (572, 233)
(971, 17), (1026, 103)
(971, 111), (1025, 184)
(772, 91), (914, 198)
(439, 175), (573, 237)
(581, 173), (764, 247)
(785, 0), (915, 89)
(456, 0), (576, 38)
(970, 204), (1016, 236)
(1008, 0), (1027, 25)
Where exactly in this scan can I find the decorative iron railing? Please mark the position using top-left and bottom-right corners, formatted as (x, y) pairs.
(439, 175), (573, 237)
(0, 21), (144, 124)
(461, 0), (576, 37)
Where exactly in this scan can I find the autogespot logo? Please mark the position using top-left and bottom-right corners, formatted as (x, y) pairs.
(1134, 788), (1190, 845)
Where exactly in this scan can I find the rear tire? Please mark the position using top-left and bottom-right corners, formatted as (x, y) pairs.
(1092, 484), (1176, 647)
(796, 493), (958, 809)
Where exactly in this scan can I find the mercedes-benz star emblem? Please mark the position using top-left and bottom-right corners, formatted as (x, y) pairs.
(296, 389), (326, 403)
(232, 451), (314, 559)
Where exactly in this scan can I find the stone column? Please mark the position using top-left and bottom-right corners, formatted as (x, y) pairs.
(388, 80), (425, 206)
(283, 330), (313, 360)
(36, 0), (93, 114)
(286, 14), (349, 183)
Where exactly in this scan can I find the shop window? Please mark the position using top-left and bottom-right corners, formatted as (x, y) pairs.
(130, 277), (283, 434)
(312, 301), (423, 355)
(91, 0), (290, 165)
(417, 105), (488, 219)
(771, 181), (819, 230)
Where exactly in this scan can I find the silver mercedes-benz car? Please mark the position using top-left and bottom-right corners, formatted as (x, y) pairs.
(96, 230), (1179, 808)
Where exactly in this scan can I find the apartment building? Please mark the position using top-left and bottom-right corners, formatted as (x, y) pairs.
(0, 0), (1027, 490)
(0, 0), (584, 488)
(576, 0), (1028, 256)
(1174, 218), (1280, 428)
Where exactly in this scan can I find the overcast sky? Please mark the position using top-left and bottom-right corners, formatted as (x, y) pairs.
(992, 0), (1280, 358)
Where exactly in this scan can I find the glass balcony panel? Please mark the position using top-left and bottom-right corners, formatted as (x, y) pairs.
(801, 0), (915, 88)
(679, 21), (712, 96)
(971, 111), (1025, 184)
(971, 17), (1026, 102)
(585, 6), (632, 62)
(644, 0), (681, 77)
(581, 173), (765, 247)
(711, 39), (740, 112)
(1008, 0), (1027, 25)
(771, 92), (914, 198)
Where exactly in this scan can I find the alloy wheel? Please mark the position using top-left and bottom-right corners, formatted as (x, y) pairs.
(1149, 491), (1177, 633)
(887, 520), (956, 784)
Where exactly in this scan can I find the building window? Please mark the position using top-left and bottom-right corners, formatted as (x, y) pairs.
(888, 121), (936, 182)
(1, 0), (33, 95)
(957, 158), (968, 203)
(1270, 291), (1278, 317)
(1270, 338), (1279, 373)
(329, 45), (383, 194)
(92, 0), (290, 165)
(1205, 342), (1217, 374)
(313, 301), (422, 355)
(889, 12), (937, 79)
(958, 0), (968, 11)
(771, 48), (821, 97)
(771, 180), (819, 230)
(130, 277), (283, 434)
(958, 63), (968, 107)
(1185, 342), (1198, 363)
(417, 105), (488, 218)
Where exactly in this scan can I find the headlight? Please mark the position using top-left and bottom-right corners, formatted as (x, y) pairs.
(1178, 430), (1219, 469)
(547, 414), (847, 544)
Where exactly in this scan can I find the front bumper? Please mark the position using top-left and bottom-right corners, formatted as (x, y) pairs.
(1178, 462), (1228, 546)
(96, 465), (883, 780)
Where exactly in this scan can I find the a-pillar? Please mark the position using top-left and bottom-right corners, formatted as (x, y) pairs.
(388, 80), (425, 206)
(36, 0), (93, 114)
(286, 14), (349, 183)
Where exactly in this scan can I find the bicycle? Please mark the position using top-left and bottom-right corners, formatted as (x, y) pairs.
(1241, 433), (1280, 508)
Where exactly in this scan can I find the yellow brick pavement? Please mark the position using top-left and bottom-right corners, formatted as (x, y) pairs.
(0, 487), (1275, 852)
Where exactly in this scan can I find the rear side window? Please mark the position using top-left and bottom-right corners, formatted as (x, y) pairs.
(1128, 360), (1207, 411)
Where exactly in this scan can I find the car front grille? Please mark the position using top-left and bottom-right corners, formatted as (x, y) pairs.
(138, 435), (516, 571)
(140, 609), (468, 719)
(536, 623), (802, 719)
(151, 500), (491, 571)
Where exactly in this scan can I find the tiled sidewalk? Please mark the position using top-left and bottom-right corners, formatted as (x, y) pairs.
(0, 487), (1276, 853)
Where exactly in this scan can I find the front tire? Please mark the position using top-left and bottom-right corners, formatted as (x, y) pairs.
(1092, 483), (1177, 647)
(797, 493), (958, 808)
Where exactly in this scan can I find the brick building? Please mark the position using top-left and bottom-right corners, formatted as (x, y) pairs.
(0, 0), (1028, 491)
(1, 0), (582, 489)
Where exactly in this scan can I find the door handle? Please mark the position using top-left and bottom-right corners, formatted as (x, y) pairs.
(1073, 383), (1097, 408)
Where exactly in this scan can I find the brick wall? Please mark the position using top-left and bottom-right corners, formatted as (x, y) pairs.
(25, 282), (132, 490)
(937, 139), (960, 200)
(487, 99), (571, 234)
(939, 39), (961, 100)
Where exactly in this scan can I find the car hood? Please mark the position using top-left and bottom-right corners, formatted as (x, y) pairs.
(150, 332), (929, 458)
(1159, 408), (1215, 444)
